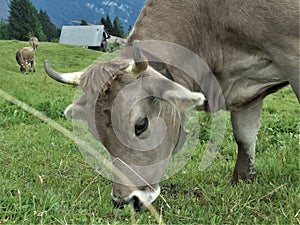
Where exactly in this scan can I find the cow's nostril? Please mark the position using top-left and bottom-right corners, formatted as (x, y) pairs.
(112, 199), (125, 209)
(131, 196), (143, 211)
(112, 195), (145, 211)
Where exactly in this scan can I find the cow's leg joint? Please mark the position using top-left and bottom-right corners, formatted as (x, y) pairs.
(230, 102), (263, 184)
(231, 141), (256, 184)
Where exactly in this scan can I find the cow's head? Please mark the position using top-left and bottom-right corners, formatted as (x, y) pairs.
(19, 61), (28, 74)
(44, 41), (206, 210)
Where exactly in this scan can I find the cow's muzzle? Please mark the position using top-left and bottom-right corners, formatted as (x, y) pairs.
(113, 195), (144, 211)
(112, 185), (161, 211)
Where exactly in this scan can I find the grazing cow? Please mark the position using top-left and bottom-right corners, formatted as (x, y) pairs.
(44, 0), (299, 210)
(29, 37), (39, 50)
(16, 47), (36, 74)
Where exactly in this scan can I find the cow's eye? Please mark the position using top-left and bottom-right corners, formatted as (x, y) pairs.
(135, 117), (148, 136)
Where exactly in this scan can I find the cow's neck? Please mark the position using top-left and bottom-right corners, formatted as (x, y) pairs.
(127, 1), (222, 68)
(127, 0), (222, 93)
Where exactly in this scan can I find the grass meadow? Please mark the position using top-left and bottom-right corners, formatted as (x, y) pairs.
(0, 40), (299, 224)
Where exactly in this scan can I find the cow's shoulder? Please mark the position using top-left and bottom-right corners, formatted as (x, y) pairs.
(214, 45), (288, 110)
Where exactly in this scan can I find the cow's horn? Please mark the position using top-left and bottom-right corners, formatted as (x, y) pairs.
(132, 40), (148, 73)
(44, 60), (83, 86)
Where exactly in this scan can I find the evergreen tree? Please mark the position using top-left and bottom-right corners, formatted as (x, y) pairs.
(8, 0), (46, 41)
(80, 19), (88, 26)
(128, 25), (133, 35)
(100, 17), (106, 27)
(104, 15), (114, 35)
(113, 16), (125, 38)
(38, 10), (57, 41)
(100, 15), (126, 37)
(0, 22), (9, 40)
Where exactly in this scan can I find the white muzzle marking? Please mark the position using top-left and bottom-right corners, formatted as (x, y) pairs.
(112, 185), (161, 207)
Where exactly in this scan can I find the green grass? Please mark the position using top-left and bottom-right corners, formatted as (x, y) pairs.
(0, 40), (299, 224)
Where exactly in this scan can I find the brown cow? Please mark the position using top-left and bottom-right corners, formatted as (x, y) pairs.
(29, 37), (39, 50)
(44, 0), (299, 210)
(16, 47), (36, 74)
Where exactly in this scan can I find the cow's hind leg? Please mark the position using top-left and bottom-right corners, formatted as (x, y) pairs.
(266, 39), (300, 102)
(273, 53), (299, 102)
(31, 61), (36, 72)
(230, 102), (263, 184)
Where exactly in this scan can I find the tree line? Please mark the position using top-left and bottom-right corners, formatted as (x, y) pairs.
(0, 0), (128, 41)
(0, 0), (59, 41)
(99, 15), (128, 38)
(81, 15), (128, 38)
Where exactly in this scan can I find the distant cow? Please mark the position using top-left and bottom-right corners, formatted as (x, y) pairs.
(16, 47), (36, 74)
(29, 37), (39, 50)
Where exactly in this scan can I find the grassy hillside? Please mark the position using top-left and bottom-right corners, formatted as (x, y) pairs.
(0, 40), (299, 224)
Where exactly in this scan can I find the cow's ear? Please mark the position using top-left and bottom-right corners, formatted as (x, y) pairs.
(64, 96), (88, 120)
(162, 89), (206, 112)
(141, 73), (206, 112)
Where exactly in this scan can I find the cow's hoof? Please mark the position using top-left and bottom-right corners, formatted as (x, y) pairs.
(230, 169), (255, 185)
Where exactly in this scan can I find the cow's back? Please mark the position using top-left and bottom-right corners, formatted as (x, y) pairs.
(129, 0), (299, 57)
(29, 37), (39, 50)
(22, 47), (34, 60)
(16, 47), (35, 63)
